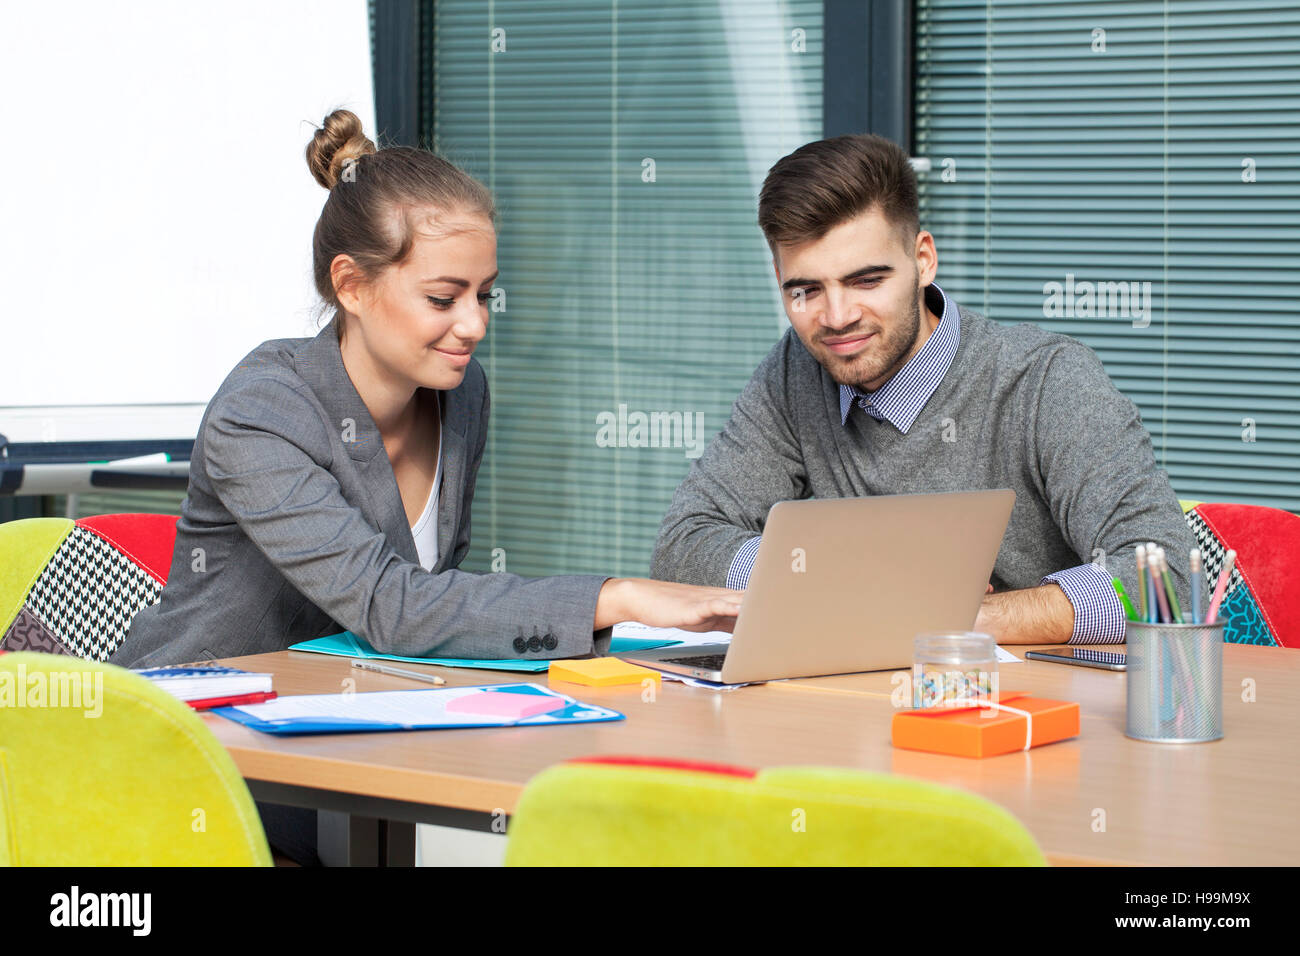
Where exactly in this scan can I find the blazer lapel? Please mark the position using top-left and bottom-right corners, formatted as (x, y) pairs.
(294, 317), (419, 565)
(434, 385), (468, 571)
(295, 315), (484, 571)
(356, 448), (420, 565)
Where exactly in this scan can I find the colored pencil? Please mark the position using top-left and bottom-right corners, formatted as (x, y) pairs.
(1146, 543), (1160, 622)
(1205, 549), (1237, 625)
(1157, 548), (1183, 624)
(1189, 548), (1202, 624)
(1112, 576), (1138, 621)
(1151, 549), (1172, 624)
(1135, 544), (1149, 623)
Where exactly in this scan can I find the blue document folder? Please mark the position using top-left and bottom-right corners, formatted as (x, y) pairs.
(214, 682), (624, 735)
(288, 630), (682, 672)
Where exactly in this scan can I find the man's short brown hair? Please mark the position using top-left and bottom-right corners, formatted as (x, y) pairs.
(758, 134), (920, 251)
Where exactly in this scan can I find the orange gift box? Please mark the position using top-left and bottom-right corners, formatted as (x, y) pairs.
(891, 690), (1079, 758)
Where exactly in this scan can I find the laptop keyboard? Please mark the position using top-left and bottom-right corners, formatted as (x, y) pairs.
(670, 653), (728, 670)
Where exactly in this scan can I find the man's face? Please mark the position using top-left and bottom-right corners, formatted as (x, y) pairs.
(773, 206), (936, 391)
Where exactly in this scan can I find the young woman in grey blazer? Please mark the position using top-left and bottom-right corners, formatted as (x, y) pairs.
(112, 110), (740, 669)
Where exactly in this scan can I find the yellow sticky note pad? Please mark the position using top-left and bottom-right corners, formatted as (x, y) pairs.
(548, 657), (661, 687)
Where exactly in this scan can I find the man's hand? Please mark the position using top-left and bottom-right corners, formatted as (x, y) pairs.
(974, 584), (1074, 644)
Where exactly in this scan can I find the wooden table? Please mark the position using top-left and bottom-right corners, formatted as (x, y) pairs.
(203, 643), (1300, 866)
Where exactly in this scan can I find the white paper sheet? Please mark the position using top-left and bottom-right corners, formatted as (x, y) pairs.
(232, 685), (583, 726)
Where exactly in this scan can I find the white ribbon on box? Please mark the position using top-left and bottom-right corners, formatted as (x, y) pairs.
(974, 699), (1035, 751)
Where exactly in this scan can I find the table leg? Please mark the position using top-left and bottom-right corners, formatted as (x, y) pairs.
(318, 812), (415, 866)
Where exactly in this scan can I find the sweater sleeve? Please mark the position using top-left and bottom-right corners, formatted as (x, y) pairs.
(203, 375), (611, 660)
(650, 333), (809, 586)
(1029, 341), (1198, 632)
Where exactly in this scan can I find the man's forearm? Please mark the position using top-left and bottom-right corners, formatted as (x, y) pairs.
(974, 584), (1075, 644)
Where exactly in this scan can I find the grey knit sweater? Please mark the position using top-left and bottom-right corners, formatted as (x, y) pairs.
(650, 306), (1197, 623)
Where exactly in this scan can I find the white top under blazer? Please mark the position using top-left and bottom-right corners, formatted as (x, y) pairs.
(410, 430), (443, 571)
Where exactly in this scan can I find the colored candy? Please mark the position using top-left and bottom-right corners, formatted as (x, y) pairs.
(913, 665), (995, 708)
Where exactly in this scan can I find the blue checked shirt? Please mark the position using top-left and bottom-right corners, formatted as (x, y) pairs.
(725, 283), (1126, 645)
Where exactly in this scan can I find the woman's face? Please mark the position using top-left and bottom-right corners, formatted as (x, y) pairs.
(339, 209), (497, 391)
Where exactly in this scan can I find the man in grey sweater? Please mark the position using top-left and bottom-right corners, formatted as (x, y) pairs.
(651, 134), (1197, 644)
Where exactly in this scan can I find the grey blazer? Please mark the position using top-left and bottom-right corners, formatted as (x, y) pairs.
(112, 317), (611, 668)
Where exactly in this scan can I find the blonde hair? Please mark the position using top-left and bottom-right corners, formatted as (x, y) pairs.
(304, 108), (496, 337)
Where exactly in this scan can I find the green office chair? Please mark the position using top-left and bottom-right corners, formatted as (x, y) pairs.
(505, 756), (1046, 866)
(0, 651), (271, 865)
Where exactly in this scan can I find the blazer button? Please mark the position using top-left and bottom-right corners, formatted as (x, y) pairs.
(513, 637), (527, 653)
(527, 635), (542, 652)
(542, 633), (557, 650)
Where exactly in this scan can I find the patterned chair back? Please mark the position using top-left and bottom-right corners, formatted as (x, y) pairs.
(0, 514), (177, 660)
(1183, 502), (1299, 648)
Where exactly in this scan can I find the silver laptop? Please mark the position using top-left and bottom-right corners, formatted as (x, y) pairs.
(620, 490), (1015, 684)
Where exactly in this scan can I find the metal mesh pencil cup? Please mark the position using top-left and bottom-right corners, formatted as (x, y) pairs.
(1125, 620), (1224, 743)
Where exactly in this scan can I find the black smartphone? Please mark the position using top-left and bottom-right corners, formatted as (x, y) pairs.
(1024, 647), (1126, 671)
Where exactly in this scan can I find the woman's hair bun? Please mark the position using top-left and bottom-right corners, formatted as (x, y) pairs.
(305, 108), (378, 190)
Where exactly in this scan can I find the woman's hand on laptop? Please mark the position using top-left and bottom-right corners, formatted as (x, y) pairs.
(595, 578), (744, 633)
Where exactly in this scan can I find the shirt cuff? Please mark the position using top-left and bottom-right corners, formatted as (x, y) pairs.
(725, 536), (763, 590)
(1041, 563), (1126, 644)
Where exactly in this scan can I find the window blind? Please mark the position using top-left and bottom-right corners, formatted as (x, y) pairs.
(914, 0), (1300, 511)
(434, 1), (822, 576)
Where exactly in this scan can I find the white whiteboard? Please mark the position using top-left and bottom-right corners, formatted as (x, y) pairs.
(0, 0), (374, 443)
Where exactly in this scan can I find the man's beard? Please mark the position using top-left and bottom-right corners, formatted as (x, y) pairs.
(818, 286), (923, 390)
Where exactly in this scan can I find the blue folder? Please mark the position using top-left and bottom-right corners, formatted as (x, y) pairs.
(288, 630), (682, 672)
(214, 682), (624, 735)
